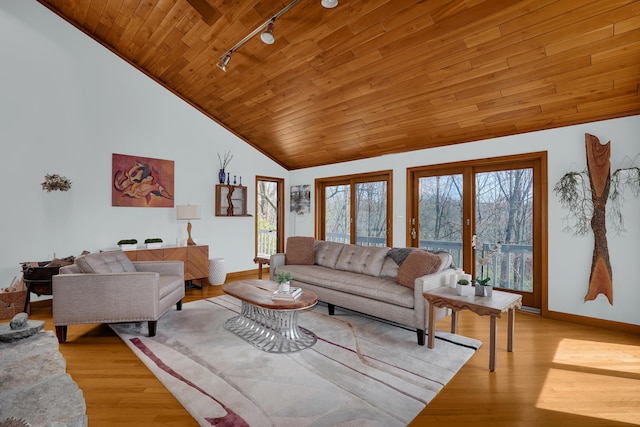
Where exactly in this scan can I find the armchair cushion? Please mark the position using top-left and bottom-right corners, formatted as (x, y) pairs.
(76, 250), (136, 274)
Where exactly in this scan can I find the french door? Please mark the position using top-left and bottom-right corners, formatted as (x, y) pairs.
(407, 153), (546, 310)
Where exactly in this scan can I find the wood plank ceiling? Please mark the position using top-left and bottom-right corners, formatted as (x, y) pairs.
(37, 0), (640, 170)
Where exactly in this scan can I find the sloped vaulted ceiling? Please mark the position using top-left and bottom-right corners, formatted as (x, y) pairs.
(37, 0), (640, 169)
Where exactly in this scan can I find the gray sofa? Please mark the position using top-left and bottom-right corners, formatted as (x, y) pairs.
(52, 249), (185, 343)
(270, 238), (452, 345)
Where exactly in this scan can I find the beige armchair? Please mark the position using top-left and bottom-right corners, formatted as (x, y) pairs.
(52, 249), (185, 343)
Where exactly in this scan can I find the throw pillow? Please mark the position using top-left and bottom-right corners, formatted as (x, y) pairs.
(285, 236), (315, 265)
(387, 247), (414, 266)
(396, 250), (442, 289)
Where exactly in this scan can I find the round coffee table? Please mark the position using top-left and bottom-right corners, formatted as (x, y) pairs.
(222, 279), (318, 353)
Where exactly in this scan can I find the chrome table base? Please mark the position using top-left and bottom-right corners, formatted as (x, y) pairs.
(224, 301), (317, 353)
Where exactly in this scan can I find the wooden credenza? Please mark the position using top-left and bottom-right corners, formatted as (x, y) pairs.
(124, 245), (208, 282)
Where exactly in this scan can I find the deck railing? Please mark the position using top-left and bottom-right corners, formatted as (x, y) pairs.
(257, 229), (278, 256)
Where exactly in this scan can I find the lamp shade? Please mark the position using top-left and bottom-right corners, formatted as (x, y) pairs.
(176, 204), (201, 220)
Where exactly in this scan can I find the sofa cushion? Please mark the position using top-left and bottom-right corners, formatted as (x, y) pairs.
(334, 245), (389, 276)
(315, 241), (344, 269)
(277, 264), (414, 308)
(285, 236), (315, 265)
(75, 250), (137, 274)
(396, 250), (442, 289)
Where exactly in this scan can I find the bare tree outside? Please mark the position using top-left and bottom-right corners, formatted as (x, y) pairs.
(325, 185), (351, 242)
(476, 169), (533, 291)
(355, 181), (387, 246)
(324, 180), (388, 246)
(419, 174), (464, 265)
(257, 180), (279, 255)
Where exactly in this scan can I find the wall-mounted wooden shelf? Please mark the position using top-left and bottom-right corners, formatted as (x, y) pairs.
(215, 184), (251, 216)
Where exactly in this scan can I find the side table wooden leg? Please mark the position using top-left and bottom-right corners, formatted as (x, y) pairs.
(427, 304), (436, 349)
(450, 310), (458, 334)
(489, 315), (498, 372)
(257, 264), (263, 279)
(507, 307), (515, 352)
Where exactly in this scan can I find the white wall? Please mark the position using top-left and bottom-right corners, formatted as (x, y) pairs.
(0, 1), (287, 286)
(290, 117), (640, 326)
(2, 2), (638, 326)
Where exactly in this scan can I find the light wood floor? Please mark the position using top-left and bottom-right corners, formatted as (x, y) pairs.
(28, 274), (640, 427)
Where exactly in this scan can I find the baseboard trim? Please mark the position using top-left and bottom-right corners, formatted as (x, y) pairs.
(545, 309), (640, 334)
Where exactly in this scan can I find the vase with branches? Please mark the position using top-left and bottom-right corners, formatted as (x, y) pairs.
(217, 151), (233, 184)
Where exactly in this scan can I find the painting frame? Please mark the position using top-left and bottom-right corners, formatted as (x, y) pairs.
(112, 153), (175, 207)
(290, 184), (311, 215)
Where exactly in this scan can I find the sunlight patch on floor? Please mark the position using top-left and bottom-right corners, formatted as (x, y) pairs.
(536, 338), (640, 425)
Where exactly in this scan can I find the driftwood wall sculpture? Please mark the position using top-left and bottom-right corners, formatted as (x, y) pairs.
(584, 134), (612, 304)
(554, 133), (640, 305)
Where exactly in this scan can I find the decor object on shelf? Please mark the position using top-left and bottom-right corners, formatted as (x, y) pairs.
(456, 278), (473, 296)
(473, 237), (501, 296)
(112, 153), (174, 207)
(144, 238), (163, 249)
(41, 173), (71, 192)
(275, 270), (292, 292)
(217, 0), (337, 72)
(553, 133), (640, 304)
(176, 205), (201, 245)
(217, 151), (233, 184)
(475, 277), (492, 297)
(117, 239), (138, 251)
(215, 184), (250, 216)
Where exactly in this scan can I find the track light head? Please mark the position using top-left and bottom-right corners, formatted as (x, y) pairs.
(261, 22), (275, 45)
(217, 54), (231, 72)
(321, 0), (338, 8)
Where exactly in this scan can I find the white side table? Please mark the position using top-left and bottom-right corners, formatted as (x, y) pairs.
(208, 258), (226, 285)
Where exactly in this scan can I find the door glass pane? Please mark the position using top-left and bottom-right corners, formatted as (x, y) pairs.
(418, 174), (463, 267)
(257, 180), (279, 256)
(355, 181), (387, 247)
(325, 184), (350, 243)
(475, 169), (533, 292)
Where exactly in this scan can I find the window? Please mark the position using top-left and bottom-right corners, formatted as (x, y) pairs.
(316, 171), (392, 246)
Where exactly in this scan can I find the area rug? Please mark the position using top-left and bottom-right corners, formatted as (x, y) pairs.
(110, 295), (481, 427)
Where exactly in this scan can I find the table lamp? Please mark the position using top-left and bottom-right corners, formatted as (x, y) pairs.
(176, 204), (201, 245)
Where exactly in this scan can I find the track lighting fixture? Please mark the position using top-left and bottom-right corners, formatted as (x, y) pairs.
(217, 0), (336, 72)
(217, 54), (231, 72)
(261, 22), (275, 45)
